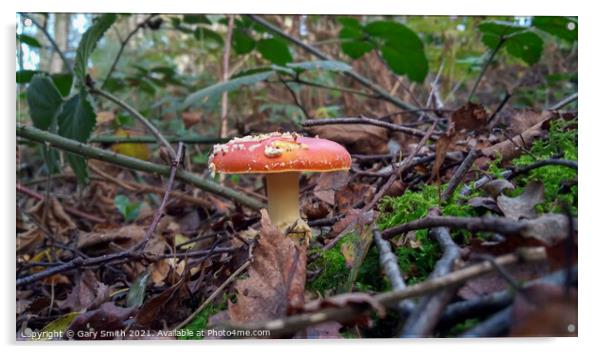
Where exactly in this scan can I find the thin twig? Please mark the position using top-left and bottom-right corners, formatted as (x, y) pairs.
(246, 15), (420, 113)
(302, 117), (434, 139)
(280, 75), (310, 119)
(507, 158), (577, 180)
(547, 92), (578, 110)
(441, 148), (479, 203)
(89, 135), (227, 145)
(17, 125), (265, 210)
(133, 142), (184, 251)
(90, 87), (176, 160)
(362, 122), (437, 212)
(468, 37), (506, 102)
(220, 15), (235, 139)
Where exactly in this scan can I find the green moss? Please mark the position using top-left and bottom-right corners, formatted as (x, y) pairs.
(178, 301), (226, 340)
(307, 238), (349, 295)
(308, 233), (388, 294)
(511, 120), (577, 214)
(378, 183), (477, 283)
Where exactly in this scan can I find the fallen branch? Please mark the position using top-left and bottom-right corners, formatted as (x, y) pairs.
(381, 214), (527, 239)
(89, 135), (226, 145)
(373, 228), (414, 314)
(302, 117), (434, 139)
(217, 247), (546, 337)
(507, 158), (577, 180)
(547, 92), (578, 110)
(17, 125), (264, 210)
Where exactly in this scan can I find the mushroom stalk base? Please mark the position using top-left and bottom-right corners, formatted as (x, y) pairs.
(266, 172), (301, 230)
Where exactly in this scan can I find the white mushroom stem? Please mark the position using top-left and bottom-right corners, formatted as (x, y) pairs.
(266, 172), (301, 229)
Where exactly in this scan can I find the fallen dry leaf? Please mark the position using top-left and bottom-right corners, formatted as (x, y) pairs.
(510, 283), (577, 336)
(68, 302), (135, 339)
(228, 210), (307, 323)
(58, 270), (110, 312)
(482, 179), (515, 198)
(497, 181), (544, 220)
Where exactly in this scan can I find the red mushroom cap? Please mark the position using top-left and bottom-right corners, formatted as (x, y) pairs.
(209, 132), (351, 174)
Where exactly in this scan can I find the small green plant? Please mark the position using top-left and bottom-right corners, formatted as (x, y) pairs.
(178, 302), (226, 340)
(114, 194), (142, 223)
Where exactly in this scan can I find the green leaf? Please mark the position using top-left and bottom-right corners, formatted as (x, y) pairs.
(183, 70), (274, 108)
(505, 31), (544, 65)
(361, 20), (429, 82)
(478, 21), (523, 39)
(256, 37), (293, 66)
(17, 33), (41, 48)
(126, 271), (151, 308)
(26, 75), (64, 131)
(57, 93), (97, 183)
(114, 195), (142, 222)
(341, 40), (375, 59)
(287, 60), (352, 73)
(232, 28), (255, 54)
(532, 16), (577, 43)
(73, 14), (117, 85)
(364, 20), (424, 50)
(35, 312), (81, 340)
(337, 17), (362, 29)
(380, 45), (429, 83)
(51, 73), (74, 97)
(183, 14), (211, 24)
(17, 70), (41, 84)
(478, 21), (544, 65)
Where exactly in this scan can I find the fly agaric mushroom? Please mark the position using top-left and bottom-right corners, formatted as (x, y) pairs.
(208, 132), (351, 231)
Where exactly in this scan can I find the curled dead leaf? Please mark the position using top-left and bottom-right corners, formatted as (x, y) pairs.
(497, 181), (544, 220)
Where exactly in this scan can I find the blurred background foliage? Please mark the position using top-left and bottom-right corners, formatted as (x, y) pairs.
(16, 14), (577, 179)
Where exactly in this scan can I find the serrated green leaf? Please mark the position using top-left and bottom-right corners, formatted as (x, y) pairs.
(183, 70), (274, 108)
(532, 16), (577, 43)
(339, 26), (364, 40)
(26, 75), (64, 131)
(505, 31), (544, 65)
(57, 93), (96, 183)
(17, 33), (41, 48)
(256, 37), (293, 66)
(73, 14), (117, 85)
(232, 28), (255, 54)
(287, 60), (352, 73)
(127, 271), (151, 308)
